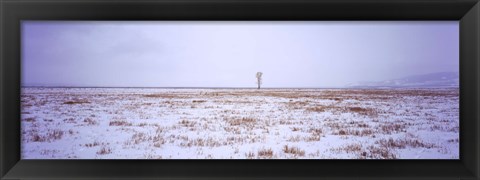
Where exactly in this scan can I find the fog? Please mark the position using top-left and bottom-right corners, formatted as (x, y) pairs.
(22, 21), (458, 88)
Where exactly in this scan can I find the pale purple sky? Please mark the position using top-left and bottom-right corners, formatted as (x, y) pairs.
(21, 21), (459, 88)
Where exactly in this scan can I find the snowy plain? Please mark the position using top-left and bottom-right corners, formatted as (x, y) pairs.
(20, 87), (459, 159)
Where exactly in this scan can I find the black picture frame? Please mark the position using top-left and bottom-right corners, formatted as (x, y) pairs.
(1, 0), (479, 179)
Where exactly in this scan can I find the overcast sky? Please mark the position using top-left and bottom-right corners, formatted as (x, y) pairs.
(22, 21), (458, 88)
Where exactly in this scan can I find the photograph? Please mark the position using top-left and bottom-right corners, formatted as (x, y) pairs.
(20, 21), (459, 159)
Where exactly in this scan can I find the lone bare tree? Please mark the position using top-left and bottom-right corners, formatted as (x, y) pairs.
(256, 72), (263, 89)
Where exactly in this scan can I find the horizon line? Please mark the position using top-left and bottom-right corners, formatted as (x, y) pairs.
(21, 85), (459, 89)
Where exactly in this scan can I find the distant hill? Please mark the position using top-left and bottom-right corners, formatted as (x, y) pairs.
(347, 72), (459, 88)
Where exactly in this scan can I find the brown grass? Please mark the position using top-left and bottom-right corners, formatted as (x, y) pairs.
(21, 88), (458, 159)
(430, 124), (457, 132)
(48, 130), (64, 140)
(64, 99), (90, 105)
(360, 129), (374, 136)
(342, 144), (363, 154)
(63, 117), (76, 123)
(287, 101), (310, 109)
(334, 128), (374, 137)
(257, 148), (274, 158)
(143, 94), (187, 98)
(287, 135), (302, 142)
(109, 120), (132, 126)
(226, 136), (246, 144)
(306, 105), (329, 112)
(31, 134), (45, 142)
(347, 107), (378, 117)
(229, 117), (256, 126)
(83, 118), (97, 125)
(306, 134), (321, 142)
(245, 152), (256, 159)
(283, 145), (305, 156)
(153, 135), (165, 148)
(224, 126), (242, 134)
(22, 103), (34, 108)
(447, 138), (459, 143)
(179, 119), (197, 127)
(309, 128), (323, 135)
(24, 117), (36, 122)
(137, 123), (148, 127)
(305, 127), (323, 141)
(377, 138), (436, 149)
(97, 146), (112, 155)
(131, 132), (147, 145)
(30, 129), (64, 142)
(291, 127), (301, 131)
(380, 123), (406, 134)
(307, 104), (350, 114)
(181, 138), (222, 147)
(365, 145), (396, 159)
(84, 141), (100, 147)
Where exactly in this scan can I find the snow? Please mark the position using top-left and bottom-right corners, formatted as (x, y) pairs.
(21, 87), (459, 159)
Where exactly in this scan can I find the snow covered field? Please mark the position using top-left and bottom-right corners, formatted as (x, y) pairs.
(20, 87), (459, 159)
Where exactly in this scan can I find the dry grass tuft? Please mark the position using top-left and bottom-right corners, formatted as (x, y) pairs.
(143, 94), (173, 98)
(245, 152), (256, 159)
(137, 123), (148, 127)
(283, 145), (305, 156)
(229, 117), (256, 126)
(306, 135), (321, 142)
(257, 148), (274, 158)
(347, 107), (378, 117)
(343, 144), (363, 153)
(48, 130), (64, 140)
(143, 94), (187, 98)
(24, 117), (36, 122)
(360, 129), (374, 136)
(306, 105), (344, 113)
(306, 106), (328, 112)
(365, 145), (396, 159)
(377, 138), (436, 149)
(109, 120), (132, 126)
(287, 135), (302, 142)
(180, 137), (222, 147)
(85, 141), (100, 147)
(447, 138), (459, 143)
(179, 119), (197, 127)
(97, 146), (112, 155)
(334, 128), (374, 137)
(380, 123), (406, 134)
(131, 132), (148, 145)
(31, 134), (45, 142)
(306, 127), (323, 141)
(30, 129), (64, 142)
(309, 128), (323, 135)
(64, 99), (90, 105)
(153, 135), (165, 148)
(84, 118), (97, 125)
(287, 101), (310, 109)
